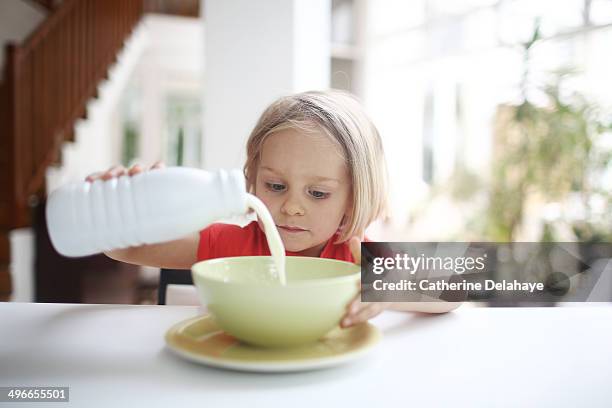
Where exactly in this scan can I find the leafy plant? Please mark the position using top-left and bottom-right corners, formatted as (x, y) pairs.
(485, 24), (612, 242)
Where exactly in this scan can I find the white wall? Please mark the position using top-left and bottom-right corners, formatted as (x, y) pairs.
(133, 15), (204, 165)
(9, 229), (34, 302)
(0, 0), (45, 72)
(362, 0), (518, 237)
(202, 0), (331, 170)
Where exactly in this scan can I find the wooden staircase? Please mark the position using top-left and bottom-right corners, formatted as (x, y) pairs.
(0, 0), (145, 300)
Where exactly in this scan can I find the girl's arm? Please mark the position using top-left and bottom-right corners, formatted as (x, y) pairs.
(341, 237), (463, 327)
(104, 233), (199, 269)
(88, 162), (200, 269)
(388, 301), (462, 314)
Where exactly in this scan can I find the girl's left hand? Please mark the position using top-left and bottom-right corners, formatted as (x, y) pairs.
(340, 237), (391, 328)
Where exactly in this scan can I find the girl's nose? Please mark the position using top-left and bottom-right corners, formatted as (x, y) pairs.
(281, 195), (305, 216)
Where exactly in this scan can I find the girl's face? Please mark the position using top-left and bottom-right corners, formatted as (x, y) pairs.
(254, 128), (351, 257)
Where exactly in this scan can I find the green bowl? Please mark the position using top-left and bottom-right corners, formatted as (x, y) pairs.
(191, 256), (360, 348)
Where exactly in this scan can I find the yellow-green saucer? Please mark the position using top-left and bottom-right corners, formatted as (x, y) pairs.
(165, 315), (381, 372)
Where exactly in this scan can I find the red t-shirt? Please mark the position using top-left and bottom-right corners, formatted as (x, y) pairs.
(197, 221), (356, 262)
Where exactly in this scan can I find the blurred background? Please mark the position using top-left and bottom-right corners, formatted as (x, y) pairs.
(1, 0), (611, 304)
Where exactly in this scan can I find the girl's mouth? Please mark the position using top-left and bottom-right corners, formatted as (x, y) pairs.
(277, 225), (308, 233)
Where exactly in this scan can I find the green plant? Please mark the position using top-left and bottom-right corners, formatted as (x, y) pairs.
(122, 121), (139, 166)
(485, 24), (612, 242)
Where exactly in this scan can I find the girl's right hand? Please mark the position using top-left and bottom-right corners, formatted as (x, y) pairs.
(85, 162), (165, 182)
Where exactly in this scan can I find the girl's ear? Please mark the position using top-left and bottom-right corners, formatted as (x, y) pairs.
(338, 189), (354, 231)
(339, 203), (353, 230)
(339, 214), (348, 230)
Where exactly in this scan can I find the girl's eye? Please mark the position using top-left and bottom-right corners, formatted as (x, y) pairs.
(266, 182), (286, 192)
(309, 190), (330, 199)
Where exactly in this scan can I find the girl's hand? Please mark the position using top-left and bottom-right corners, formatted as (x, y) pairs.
(340, 236), (392, 328)
(85, 161), (165, 182)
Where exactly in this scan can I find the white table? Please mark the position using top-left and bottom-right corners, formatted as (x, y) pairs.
(1, 302), (611, 408)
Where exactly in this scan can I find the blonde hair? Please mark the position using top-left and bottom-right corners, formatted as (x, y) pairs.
(244, 90), (388, 242)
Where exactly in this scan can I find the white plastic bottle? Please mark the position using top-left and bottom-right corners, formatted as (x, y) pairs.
(46, 167), (248, 257)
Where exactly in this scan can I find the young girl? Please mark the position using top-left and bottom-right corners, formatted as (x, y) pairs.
(89, 90), (459, 327)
